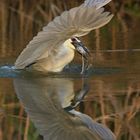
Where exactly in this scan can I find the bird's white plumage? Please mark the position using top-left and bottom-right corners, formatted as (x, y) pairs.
(32, 41), (75, 72)
(15, 0), (113, 71)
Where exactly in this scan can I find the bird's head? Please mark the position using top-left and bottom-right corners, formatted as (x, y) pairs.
(66, 37), (90, 60)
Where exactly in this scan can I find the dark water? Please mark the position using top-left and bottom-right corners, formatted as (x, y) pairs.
(0, 17), (140, 140)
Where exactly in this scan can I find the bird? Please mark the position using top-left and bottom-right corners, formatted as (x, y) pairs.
(14, 77), (116, 140)
(15, 0), (113, 73)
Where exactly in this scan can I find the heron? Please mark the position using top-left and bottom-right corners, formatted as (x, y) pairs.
(14, 77), (116, 140)
(15, 0), (113, 73)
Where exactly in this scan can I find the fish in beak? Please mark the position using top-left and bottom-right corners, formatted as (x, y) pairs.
(71, 37), (90, 74)
(71, 37), (90, 59)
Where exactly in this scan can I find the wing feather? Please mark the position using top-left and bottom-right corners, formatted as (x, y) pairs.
(15, 1), (113, 69)
(84, 0), (111, 9)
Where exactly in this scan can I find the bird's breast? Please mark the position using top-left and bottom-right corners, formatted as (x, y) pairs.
(32, 45), (75, 72)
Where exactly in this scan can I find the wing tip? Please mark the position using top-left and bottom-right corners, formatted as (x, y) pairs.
(84, 0), (112, 9)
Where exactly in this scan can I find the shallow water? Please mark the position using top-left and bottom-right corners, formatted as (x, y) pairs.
(0, 15), (140, 140)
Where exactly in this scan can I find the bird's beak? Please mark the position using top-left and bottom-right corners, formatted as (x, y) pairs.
(72, 42), (90, 59)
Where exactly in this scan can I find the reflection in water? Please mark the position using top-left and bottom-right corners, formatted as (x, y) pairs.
(14, 77), (115, 140)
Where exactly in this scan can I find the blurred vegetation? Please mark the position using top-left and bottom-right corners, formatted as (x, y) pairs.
(0, 0), (140, 140)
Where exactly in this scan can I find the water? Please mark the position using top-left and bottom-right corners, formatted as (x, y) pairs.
(0, 17), (140, 140)
(0, 50), (140, 140)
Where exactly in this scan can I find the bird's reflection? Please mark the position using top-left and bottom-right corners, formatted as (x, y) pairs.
(13, 77), (116, 140)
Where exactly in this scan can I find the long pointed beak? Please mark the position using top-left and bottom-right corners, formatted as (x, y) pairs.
(73, 42), (90, 59)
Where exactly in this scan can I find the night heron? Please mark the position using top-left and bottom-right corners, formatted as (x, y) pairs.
(15, 0), (113, 73)
(14, 77), (116, 140)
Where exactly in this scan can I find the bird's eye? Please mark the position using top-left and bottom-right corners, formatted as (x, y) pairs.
(71, 38), (76, 42)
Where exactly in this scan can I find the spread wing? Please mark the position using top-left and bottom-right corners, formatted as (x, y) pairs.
(15, 0), (113, 69)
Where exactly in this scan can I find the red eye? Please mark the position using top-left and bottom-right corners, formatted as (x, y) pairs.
(71, 38), (76, 42)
